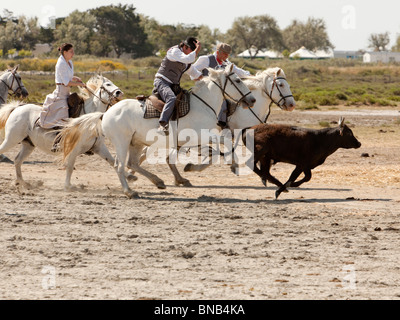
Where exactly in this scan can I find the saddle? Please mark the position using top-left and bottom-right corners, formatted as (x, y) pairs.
(67, 93), (85, 118)
(137, 90), (190, 120)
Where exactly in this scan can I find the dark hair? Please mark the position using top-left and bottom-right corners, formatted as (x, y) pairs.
(181, 37), (197, 51)
(58, 43), (73, 55)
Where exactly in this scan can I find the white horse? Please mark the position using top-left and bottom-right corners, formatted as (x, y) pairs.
(59, 64), (256, 198)
(0, 75), (124, 189)
(0, 65), (29, 163)
(183, 67), (296, 173)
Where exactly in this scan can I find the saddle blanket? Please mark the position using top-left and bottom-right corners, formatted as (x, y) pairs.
(142, 91), (191, 119)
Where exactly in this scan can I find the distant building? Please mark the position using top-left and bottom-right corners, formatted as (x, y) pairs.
(363, 51), (400, 63)
(333, 50), (363, 59)
(33, 43), (52, 57)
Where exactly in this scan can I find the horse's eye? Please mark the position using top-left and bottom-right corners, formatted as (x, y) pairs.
(235, 79), (241, 83)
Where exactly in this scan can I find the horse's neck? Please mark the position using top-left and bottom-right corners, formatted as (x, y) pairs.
(192, 80), (224, 117)
(0, 74), (9, 104)
(82, 96), (107, 114)
(231, 87), (270, 122)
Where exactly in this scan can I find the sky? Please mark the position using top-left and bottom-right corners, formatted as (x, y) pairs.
(3, 0), (400, 51)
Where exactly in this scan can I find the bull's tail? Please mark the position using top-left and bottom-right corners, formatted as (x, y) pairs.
(0, 101), (22, 130)
(58, 112), (104, 161)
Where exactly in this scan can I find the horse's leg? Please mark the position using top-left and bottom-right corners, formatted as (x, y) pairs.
(92, 139), (138, 182)
(184, 145), (215, 173)
(14, 141), (35, 188)
(0, 128), (27, 168)
(126, 145), (148, 178)
(111, 138), (139, 199)
(275, 166), (303, 199)
(167, 152), (192, 187)
(127, 143), (166, 189)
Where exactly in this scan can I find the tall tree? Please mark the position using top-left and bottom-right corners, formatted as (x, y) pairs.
(0, 15), (40, 56)
(283, 17), (334, 52)
(53, 10), (96, 55)
(368, 32), (390, 51)
(225, 15), (285, 58)
(140, 15), (201, 53)
(392, 35), (400, 52)
(90, 4), (152, 58)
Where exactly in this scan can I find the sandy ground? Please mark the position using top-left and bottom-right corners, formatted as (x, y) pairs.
(1, 105), (400, 300)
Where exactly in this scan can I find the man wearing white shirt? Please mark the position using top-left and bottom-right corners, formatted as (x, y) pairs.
(190, 43), (251, 129)
(154, 37), (201, 134)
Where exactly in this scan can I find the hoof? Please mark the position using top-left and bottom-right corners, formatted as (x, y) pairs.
(230, 164), (239, 175)
(16, 180), (32, 189)
(126, 174), (138, 182)
(175, 180), (192, 187)
(64, 185), (79, 192)
(0, 154), (13, 164)
(262, 179), (267, 187)
(125, 190), (139, 199)
(156, 182), (166, 189)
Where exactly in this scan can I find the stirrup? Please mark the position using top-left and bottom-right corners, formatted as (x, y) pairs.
(158, 122), (169, 136)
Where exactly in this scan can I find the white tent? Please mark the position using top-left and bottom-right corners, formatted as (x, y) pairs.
(289, 46), (318, 59)
(237, 47), (283, 59)
(261, 50), (284, 59)
(237, 47), (259, 58)
(314, 48), (334, 59)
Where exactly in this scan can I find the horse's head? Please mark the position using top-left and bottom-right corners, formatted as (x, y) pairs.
(262, 68), (295, 111)
(209, 64), (256, 108)
(99, 76), (124, 103)
(82, 75), (124, 111)
(2, 65), (29, 99)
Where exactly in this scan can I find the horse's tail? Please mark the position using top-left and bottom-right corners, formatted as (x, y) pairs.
(0, 101), (22, 130)
(58, 112), (104, 161)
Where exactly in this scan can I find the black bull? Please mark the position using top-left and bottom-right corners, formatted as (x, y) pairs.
(241, 117), (361, 199)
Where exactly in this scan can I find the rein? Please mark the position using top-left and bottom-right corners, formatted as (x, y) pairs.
(192, 72), (252, 120)
(83, 84), (119, 113)
(246, 75), (293, 124)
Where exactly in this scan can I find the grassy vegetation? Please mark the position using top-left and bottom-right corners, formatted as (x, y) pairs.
(2, 56), (400, 108)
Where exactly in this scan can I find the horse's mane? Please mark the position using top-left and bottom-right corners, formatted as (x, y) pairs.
(79, 75), (109, 101)
(244, 67), (286, 91)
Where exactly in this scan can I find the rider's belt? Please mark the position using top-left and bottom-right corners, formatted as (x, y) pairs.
(56, 83), (66, 86)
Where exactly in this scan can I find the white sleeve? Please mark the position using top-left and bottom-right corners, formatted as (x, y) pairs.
(186, 64), (202, 80)
(189, 55), (210, 80)
(167, 47), (197, 64)
(232, 64), (251, 78)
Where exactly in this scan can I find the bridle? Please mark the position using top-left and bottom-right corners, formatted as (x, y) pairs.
(247, 74), (294, 124)
(192, 72), (253, 118)
(83, 81), (121, 113)
(263, 75), (293, 109)
(0, 70), (26, 104)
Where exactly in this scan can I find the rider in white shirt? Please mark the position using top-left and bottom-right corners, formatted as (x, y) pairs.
(153, 37), (202, 135)
(190, 43), (250, 129)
